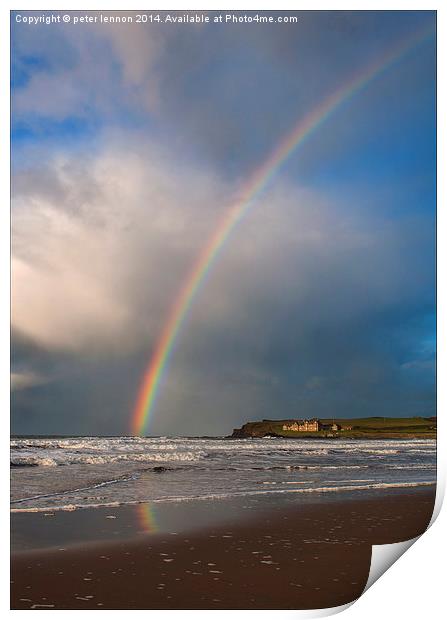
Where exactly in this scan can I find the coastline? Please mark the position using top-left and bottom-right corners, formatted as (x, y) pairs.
(229, 433), (437, 440)
(11, 486), (436, 610)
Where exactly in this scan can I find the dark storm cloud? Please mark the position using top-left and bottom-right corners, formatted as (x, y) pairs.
(145, 11), (435, 176)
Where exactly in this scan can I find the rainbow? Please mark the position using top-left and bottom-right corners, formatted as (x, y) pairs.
(137, 502), (159, 534)
(132, 24), (434, 436)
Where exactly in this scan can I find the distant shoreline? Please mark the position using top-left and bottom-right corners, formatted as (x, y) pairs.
(230, 433), (437, 440)
(231, 416), (437, 439)
(10, 433), (437, 441)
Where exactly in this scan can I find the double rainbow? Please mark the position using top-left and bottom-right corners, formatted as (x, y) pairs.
(132, 24), (433, 436)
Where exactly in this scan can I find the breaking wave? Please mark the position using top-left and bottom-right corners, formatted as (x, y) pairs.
(10, 450), (208, 467)
(11, 480), (436, 513)
(10, 436), (436, 512)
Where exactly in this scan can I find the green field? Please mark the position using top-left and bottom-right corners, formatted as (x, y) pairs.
(231, 416), (436, 439)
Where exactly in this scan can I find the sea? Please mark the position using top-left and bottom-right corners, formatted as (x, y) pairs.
(11, 436), (436, 513)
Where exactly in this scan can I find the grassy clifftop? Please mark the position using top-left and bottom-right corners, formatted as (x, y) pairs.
(231, 416), (436, 439)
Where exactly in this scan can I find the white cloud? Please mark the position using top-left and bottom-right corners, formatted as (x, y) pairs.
(12, 19), (165, 122)
(12, 135), (433, 366)
(11, 370), (46, 391)
(11, 137), (228, 354)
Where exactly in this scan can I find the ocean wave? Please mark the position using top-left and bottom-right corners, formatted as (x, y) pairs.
(248, 464), (369, 471)
(11, 472), (139, 505)
(10, 450), (208, 467)
(290, 464), (369, 470)
(11, 457), (57, 467)
(10, 480), (436, 513)
(11, 440), (107, 451)
(334, 448), (400, 455)
(362, 449), (399, 455)
(407, 449), (436, 454)
(388, 464), (436, 470)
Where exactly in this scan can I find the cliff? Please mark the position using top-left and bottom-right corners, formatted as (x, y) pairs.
(231, 420), (284, 439)
(231, 419), (300, 438)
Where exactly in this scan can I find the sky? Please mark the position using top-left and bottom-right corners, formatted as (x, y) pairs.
(11, 10), (436, 436)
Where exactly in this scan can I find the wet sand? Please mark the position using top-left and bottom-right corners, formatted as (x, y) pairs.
(11, 488), (435, 610)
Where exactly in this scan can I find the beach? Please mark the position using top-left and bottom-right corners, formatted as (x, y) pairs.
(11, 436), (436, 609)
(11, 487), (435, 610)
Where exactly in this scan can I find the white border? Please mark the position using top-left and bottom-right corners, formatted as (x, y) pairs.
(3, 2), (444, 619)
